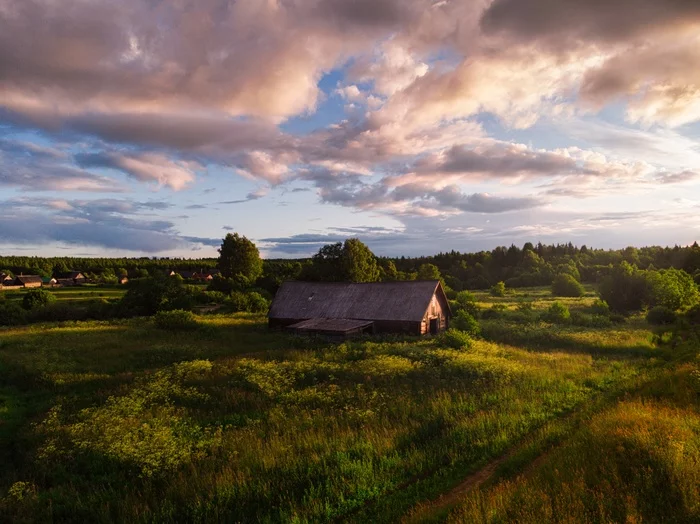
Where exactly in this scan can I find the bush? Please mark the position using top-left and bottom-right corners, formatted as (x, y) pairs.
(490, 281), (506, 297)
(204, 291), (227, 304)
(227, 291), (249, 312)
(590, 299), (610, 316)
(437, 329), (472, 350)
(453, 290), (480, 317)
(245, 292), (270, 313)
(551, 274), (585, 297)
(570, 311), (612, 328)
(451, 310), (481, 337)
(646, 306), (677, 326)
(481, 304), (508, 319)
(542, 302), (571, 324)
(120, 276), (193, 316)
(22, 289), (56, 310)
(0, 301), (28, 326)
(154, 310), (200, 331)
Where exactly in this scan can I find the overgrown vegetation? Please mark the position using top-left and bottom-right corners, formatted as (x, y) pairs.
(3, 283), (696, 523)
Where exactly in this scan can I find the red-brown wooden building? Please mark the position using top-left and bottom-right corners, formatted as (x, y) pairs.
(268, 280), (451, 336)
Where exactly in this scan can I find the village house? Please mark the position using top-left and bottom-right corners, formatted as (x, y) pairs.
(13, 275), (43, 288)
(268, 280), (451, 337)
(56, 271), (87, 285)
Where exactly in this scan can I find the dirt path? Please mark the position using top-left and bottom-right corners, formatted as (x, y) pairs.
(400, 445), (548, 524)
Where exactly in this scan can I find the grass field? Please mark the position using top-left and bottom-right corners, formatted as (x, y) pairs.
(0, 287), (698, 522)
(2, 285), (127, 305)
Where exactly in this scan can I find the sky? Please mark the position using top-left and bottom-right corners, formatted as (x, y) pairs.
(1, 0), (700, 259)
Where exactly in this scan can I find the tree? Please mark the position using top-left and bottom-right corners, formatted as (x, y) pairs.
(378, 259), (398, 281)
(551, 274), (585, 297)
(342, 239), (380, 283)
(305, 239), (380, 282)
(217, 233), (263, 282)
(417, 263), (442, 281)
(598, 262), (648, 312)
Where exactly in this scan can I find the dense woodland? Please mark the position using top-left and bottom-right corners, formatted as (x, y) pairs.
(2, 235), (700, 327)
(2, 239), (700, 293)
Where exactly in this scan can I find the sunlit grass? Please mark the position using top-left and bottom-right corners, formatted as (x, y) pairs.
(0, 288), (696, 522)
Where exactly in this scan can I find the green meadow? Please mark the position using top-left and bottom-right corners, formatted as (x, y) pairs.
(2, 286), (127, 305)
(1, 288), (698, 523)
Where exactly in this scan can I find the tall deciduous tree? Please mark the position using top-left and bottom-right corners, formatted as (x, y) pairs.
(217, 233), (263, 282)
(342, 238), (380, 283)
(305, 239), (380, 282)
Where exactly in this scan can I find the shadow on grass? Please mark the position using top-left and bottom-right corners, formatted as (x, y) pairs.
(480, 321), (657, 359)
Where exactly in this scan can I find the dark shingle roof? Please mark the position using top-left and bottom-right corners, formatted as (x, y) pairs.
(268, 280), (448, 322)
(15, 275), (43, 284)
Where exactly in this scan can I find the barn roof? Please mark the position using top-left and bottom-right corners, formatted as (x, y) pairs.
(268, 280), (449, 322)
(15, 275), (42, 284)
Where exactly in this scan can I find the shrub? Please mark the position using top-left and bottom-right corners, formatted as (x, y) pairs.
(22, 289), (56, 310)
(451, 310), (481, 337)
(481, 304), (508, 319)
(120, 276), (193, 316)
(245, 292), (270, 313)
(590, 299), (610, 316)
(154, 310), (200, 331)
(610, 313), (627, 324)
(490, 281), (506, 297)
(454, 290), (479, 316)
(227, 291), (249, 312)
(204, 291), (227, 304)
(542, 302), (570, 324)
(646, 306), (677, 326)
(551, 274), (585, 297)
(516, 301), (534, 312)
(437, 329), (472, 350)
(0, 301), (28, 326)
(570, 311), (611, 328)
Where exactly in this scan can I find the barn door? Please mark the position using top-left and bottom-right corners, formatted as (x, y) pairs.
(429, 317), (438, 335)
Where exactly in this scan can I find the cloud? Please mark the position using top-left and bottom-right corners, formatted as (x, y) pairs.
(0, 197), (215, 252)
(0, 138), (125, 192)
(75, 151), (197, 190)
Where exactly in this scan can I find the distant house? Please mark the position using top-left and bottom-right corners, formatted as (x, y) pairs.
(54, 271), (86, 286)
(13, 275), (43, 288)
(0, 273), (13, 285)
(43, 277), (58, 286)
(268, 280), (451, 337)
(177, 270), (195, 280)
(118, 276), (129, 285)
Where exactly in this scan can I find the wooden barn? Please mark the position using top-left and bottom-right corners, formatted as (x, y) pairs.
(268, 280), (451, 337)
(13, 275), (43, 288)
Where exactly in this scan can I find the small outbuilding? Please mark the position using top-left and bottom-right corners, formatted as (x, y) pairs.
(268, 280), (451, 337)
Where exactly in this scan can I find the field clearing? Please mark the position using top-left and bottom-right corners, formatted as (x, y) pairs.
(1, 286), (127, 305)
(0, 287), (698, 522)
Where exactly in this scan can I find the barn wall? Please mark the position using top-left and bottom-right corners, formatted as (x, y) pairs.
(23, 282), (42, 288)
(422, 291), (450, 333)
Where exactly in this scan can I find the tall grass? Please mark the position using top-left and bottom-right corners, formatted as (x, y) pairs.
(0, 287), (688, 522)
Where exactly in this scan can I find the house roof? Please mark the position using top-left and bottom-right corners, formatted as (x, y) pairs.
(15, 275), (43, 284)
(268, 280), (449, 322)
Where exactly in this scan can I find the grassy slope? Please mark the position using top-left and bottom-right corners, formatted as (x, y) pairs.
(0, 288), (694, 522)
